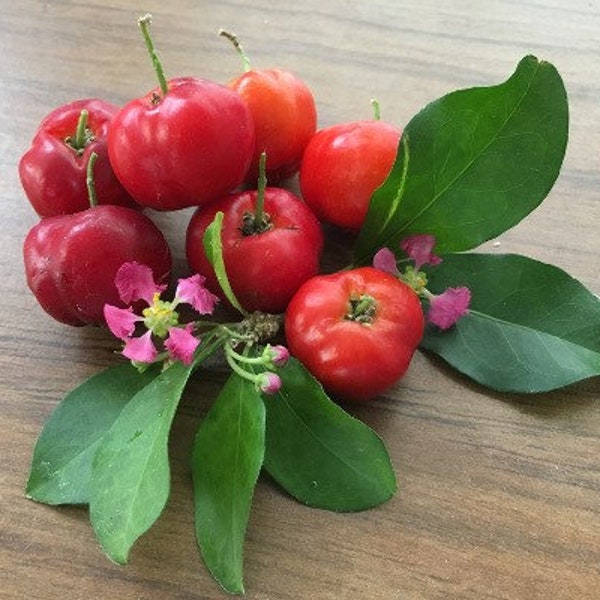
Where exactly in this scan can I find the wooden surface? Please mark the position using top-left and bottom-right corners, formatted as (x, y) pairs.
(2, 1), (600, 598)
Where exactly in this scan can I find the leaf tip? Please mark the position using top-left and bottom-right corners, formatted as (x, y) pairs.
(104, 546), (130, 567)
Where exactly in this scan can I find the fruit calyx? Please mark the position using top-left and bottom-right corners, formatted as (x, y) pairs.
(345, 293), (377, 324)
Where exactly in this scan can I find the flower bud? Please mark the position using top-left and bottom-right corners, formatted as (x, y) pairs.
(257, 372), (282, 395)
(268, 344), (290, 367)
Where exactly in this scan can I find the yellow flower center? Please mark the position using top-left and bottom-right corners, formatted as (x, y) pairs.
(142, 292), (179, 338)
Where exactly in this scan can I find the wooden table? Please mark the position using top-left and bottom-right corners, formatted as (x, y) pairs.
(2, 1), (599, 598)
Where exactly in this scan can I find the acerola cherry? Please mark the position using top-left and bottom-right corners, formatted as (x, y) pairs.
(221, 30), (317, 183)
(107, 15), (255, 211)
(299, 106), (401, 231)
(285, 267), (424, 402)
(19, 99), (136, 217)
(23, 154), (172, 326)
(24, 206), (172, 326)
(186, 155), (323, 314)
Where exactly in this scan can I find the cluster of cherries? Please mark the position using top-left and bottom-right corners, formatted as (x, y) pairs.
(20, 16), (457, 401)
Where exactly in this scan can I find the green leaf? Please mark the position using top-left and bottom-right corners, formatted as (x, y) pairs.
(261, 358), (396, 512)
(421, 253), (600, 393)
(202, 211), (245, 315)
(26, 364), (157, 505)
(355, 55), (569, 263)
(191, 373), (265, 595)
(89, 360), (195, 564)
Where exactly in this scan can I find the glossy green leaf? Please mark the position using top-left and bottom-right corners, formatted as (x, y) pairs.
(202, 210), (245, 315)
(191, 373), (265, 595)
(89, 360), (195, 564)
(26, 364), (157, 505)
(261, 358), (396, 511)
(421, 253), (600, 393)
(355, 55), (568, 263)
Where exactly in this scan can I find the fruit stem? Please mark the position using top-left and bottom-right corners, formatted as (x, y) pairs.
(254, 151), (267, 226)
(65, 109), (94, 155)
(371, 98), (381, 121)
(219, 29), (252, 72)
(75, 109), (89, 149)
(240, 152), (271, 236)
(86, 151), (99, 208)
(138, 14), (169, 97)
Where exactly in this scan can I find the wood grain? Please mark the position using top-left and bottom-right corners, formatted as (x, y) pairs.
(1, 1), (599, 598)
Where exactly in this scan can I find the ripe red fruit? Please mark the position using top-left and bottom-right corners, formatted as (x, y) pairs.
(186, 179), (323, 314)
(19, 99), (136, 217)
(108, 77), (255, 211)
(107, 17), (255, 211)
(221, 31), (317, 183)
(299, 118), (401, 231)
(24, 205), (172, 326)
(285, 267), (424, 402)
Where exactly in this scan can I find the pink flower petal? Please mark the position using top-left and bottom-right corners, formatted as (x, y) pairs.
(373, 247), (400, 276)
(104, 304), (141, 340)
(115, 262), (166, 305)
(400, 234), (442, 271)
(122, 330), (158, 363)
(428, 287), (471, 330)
(175, 273), (220, 315)
(164, 324), (200, 365)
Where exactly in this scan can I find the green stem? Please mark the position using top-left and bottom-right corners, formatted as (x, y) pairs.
(226, 344), (269, 365)
(86, 151), (99, 208)
(219, 29), (252, 72)
(75, 109), (89, 148)
(191, 330), (229, 369)
(371, 98), (381, 121)
(219, 325), (255, 342)
(224, 343), (260, 384)
(254, 151), (267, 225)
(240, 152), (271, 235)
(138, 14), (168, 97)
(65, 109), (93, 155)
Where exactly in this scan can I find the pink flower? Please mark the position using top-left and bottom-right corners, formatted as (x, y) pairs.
(174, 274), (219, 315)
(373, 247), (400, 276)
(400, 234), (442, 271)
(104, 262), (217, 366)
(427, 287), (471, 330)
(164, 324), (200, 365)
